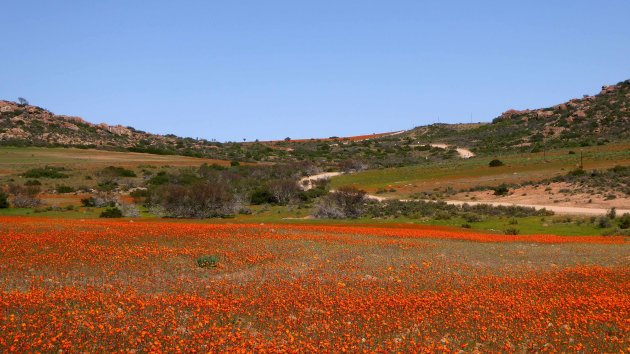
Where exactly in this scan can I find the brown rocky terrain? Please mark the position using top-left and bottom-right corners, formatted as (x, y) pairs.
(0, 100), (216, 154)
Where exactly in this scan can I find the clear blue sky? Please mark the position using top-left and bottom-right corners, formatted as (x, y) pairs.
(2, 1), (629, 141)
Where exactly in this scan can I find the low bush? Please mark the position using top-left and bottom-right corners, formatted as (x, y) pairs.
(196, 255), (220, 268)
(504, 228), (520, 235)
(100, 166), (137, 178)
(147, 182), (236, 218)
(489, 159), (504, 167)
(8, 184), (41, 208)
(100, 207), (123, 218)
(314, 186), (366, 219)
(618, 213), (630, 229)
(250, 188), (275, 205)
(0, 192), (8, 208)
(22, 166), (69, 179)
(493, 185), (509, 196)
(598, 217), (613, 228)
(56, 185), (75, 193)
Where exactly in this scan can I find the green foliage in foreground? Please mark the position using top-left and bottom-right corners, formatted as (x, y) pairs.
(196, 255), (220, 268)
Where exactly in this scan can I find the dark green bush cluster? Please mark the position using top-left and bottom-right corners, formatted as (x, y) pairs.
(100, 166), (137, 177)
(100, 207), (123, 218)
(56, 185), (75, 193)
(22, 166), (69, 179)
(196, 255), (220, 268)
(488, 159), (504, 167)
(493, 184), (509, 196)
(0, 192), (8, 208)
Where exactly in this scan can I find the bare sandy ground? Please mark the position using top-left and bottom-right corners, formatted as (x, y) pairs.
(303, 173), (628, 216)
(299, 172), (342, 190)
(440, 199), (629, 216)
(449, 182), (630, 216)
(429, 144), (475, 159)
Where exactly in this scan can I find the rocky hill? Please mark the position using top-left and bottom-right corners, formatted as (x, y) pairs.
(409, 79), (630, 153)
(0, 100), (458, 167)
(1, 79), (629, 164)
(0, 100), (223, 157)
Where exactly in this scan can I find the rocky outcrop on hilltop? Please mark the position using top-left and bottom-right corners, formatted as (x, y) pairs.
(0, 100), (220, 155)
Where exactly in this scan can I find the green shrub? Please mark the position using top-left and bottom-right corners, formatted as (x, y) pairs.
(81, 197), (96, 207)
(489, 159), (504, 167)
(504, 228), (520, 235)
(493, 185), (509, 196)
(598, 217), (613, 228)
(22, 166), (69, 179)
(101, 166), (137, 177)
(56, 185), (75, 193)
(196, 255), (220, 268)
(25, 179), (41, 186)
(618, 213), (630, 229)
(0, 192), (8, 208)
(100, 207), (123, 218)
(250, 188), (275, 205)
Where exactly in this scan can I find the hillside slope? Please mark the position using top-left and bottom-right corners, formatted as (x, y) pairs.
(407, 79), (630, 153)
(2, 79), (629, 164)
(0, 100), (222, 157)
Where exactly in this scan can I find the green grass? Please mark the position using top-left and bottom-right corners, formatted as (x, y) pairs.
(0, 146), (232, 192)
(330, 142), (630, 196)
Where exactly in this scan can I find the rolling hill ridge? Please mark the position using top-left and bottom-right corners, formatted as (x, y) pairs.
(1, 79), (629, 163)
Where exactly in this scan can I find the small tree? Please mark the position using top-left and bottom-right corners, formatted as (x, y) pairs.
(607, 207), (617, 220)
(148, 182), (236, 218)
(8, 184), (41, 208)
(267, 178), (300, 205)
(17, 97), (29, 106)
(314, 186), (366, 219)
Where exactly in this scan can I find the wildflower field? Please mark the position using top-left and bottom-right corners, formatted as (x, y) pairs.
(0, 217), (627, 352)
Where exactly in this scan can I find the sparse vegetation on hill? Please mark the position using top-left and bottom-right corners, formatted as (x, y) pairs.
(541, 165), (630, 196)
(1, 79), (628, 168)
(407, 79), (630, 153)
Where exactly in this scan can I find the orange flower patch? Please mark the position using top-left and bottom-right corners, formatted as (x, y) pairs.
(0, 217), (627, 352)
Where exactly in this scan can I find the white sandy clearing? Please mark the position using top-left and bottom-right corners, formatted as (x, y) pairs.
(368, 194), (629, 216)
(429, 144), (475, 159)
(299, 172), (343, 191)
